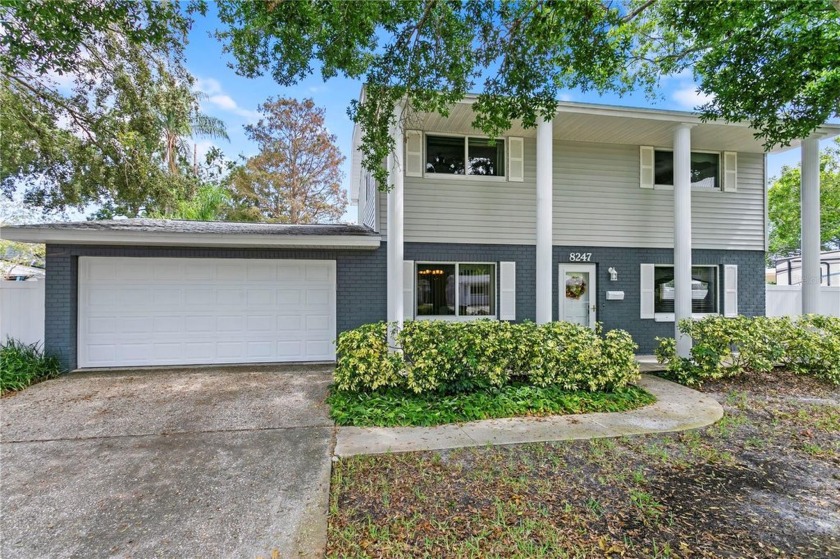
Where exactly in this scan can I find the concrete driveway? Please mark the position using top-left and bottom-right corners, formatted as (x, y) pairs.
(0, 364), (335, 559)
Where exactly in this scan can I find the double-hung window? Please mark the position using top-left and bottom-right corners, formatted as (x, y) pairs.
(654, 265), (719, 316)
(415, 262), (497, 318)
(654, 150), (720, 189)
(425, 135), (505, 177)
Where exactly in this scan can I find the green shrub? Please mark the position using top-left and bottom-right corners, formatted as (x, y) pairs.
(334, 320), (640, 395)
(0, 338), (62, 394)
(327, 383), (655, 427)
(332, 322), (403, 392)
(655, 315), (840, 385)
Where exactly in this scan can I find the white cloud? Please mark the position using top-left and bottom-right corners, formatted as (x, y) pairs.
(195, 77), (260, 122)
(558, 93), (574, 102)
(672, 86), (714, 110)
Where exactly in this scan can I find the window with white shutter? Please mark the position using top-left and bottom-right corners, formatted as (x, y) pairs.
(640, 263), (655, 318)
(499, 261), (516, 320)
(403, 260), (415, 319)
(724, 264), (738, 317)
(640, 146), (655, 189)
(508, 137), (524, 182)
(723, 152), (738, 192)
(404, 131), (423, 177)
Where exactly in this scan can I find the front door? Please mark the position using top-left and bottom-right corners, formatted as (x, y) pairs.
(558, 264), (597, 328)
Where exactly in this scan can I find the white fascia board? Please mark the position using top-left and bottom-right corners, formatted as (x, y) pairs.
(0, 227), (381, 249)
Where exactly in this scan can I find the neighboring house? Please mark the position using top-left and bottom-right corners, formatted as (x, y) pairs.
(772, 250), (840, 286)
(2, 95), (839, 370)
(1, 262), (45, 281)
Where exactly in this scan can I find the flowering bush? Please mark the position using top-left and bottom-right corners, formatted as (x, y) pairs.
(334, 320), (640, 394)
(655, 315), (840, 385)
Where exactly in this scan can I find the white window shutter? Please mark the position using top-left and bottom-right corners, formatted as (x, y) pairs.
(499, 261), (516, 320)
(405, 131), (423, 177)
(724, 264), (738, 317)
(723, 151), (738, 192)
(640, 263), (655, 319)
(640, 146), (655, 189)
(403, 260), (415, 319)
(508, 137), (524, 182)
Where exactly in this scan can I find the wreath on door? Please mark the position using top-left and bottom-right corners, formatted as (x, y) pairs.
(565, 276), (587, 300)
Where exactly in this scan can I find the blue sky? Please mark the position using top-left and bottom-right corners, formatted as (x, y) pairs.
(185, 5), (834, 223)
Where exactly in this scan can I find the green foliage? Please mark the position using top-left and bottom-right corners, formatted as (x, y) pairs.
(216, 0), (840, 188)
(656, 315), (840, 385)
(0, 338), (62, 394)
(333, 320), (640, 395)
(768, 138), (840, 256)
(327, 383), (654, 428)
(332, 322), (404, 393)
(1, 0), (212, 216)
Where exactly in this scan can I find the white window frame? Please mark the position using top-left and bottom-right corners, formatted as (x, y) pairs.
(414, 261), (499, 320)
(652, 264), (721, 322)
(422, 132), (508, 181)
(652, 148), (722, 191)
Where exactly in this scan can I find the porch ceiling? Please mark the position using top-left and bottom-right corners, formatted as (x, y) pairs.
(406, 99), (840, 154)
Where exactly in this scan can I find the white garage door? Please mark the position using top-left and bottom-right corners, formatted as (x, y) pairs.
(78, 257), (337, 368)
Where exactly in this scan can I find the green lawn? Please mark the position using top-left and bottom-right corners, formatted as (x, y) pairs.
(327, 383), (655, 427)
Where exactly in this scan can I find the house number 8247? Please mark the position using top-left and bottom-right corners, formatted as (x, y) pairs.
(569, 252), (592, 262)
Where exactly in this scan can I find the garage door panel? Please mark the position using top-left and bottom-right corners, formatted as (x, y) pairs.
(78, 257), (336, 367)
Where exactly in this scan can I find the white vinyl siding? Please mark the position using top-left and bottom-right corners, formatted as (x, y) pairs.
(379, 138), (537, 244)
(381, 138), (764, 250)
(553, 141), (764, 250)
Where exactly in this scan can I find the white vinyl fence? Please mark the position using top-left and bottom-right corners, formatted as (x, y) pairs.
(766, 285), (840, 318)
(0, 281), (45, 346)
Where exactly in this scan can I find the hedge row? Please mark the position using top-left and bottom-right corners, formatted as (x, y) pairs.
(656, 315), (840, 385)
(334, 320), (640, 395)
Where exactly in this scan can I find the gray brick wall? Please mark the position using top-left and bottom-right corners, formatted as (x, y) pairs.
(44, 242), (764, 369)
(46, 244), (387, 370)
(551, 246), (766, 352)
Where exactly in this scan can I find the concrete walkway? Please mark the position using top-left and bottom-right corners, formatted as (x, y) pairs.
(334, 374), (722, 457)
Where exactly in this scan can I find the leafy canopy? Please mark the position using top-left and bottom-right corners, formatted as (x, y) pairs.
(230, 98), (347, 224)
(768, 138), (840, 256)
(215, 0), (840, 188)
(1, 0), (217, 216)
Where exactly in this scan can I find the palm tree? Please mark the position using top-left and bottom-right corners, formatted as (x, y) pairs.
(159, 83), (228, 175)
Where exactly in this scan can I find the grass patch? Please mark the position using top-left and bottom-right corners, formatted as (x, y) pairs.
(327, 383), (655, 427)
(0, 338), (62, 395)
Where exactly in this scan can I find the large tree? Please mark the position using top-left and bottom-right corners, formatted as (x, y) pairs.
(768, 139), (840, 257)
(231, 98), (347, 224)
(214, 0), (840, 187)
(0, 0), (213, 216)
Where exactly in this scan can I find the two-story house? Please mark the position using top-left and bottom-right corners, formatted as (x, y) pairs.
(3, 94), (837, 370)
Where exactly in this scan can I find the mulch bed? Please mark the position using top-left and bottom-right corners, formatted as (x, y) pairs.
(328, 370), (839, 558)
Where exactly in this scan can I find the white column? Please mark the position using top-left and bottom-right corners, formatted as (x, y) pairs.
(386, 105), (405, 345)
(536, 117), (553, 324)
(801, 137), (821, 314)
(673, 123), (694, 358)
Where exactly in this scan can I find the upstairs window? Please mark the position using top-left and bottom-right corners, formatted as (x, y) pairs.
(655, 151), (720, 189)
(425, 135), (505, 177)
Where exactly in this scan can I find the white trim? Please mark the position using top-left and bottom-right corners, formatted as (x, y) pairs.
(640, 263), (655, 319)
(723, 151), (738, 192)
(651, 263), (722, 316)
(405, 130), (424, 177)
(508, 137), (524, 182)
(499, 261), (516, 320)
(0, 228), (381, 249)
(724, 264), (738, 317)
(403, 260), (415, 319)
(640, 146), (654, 189)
